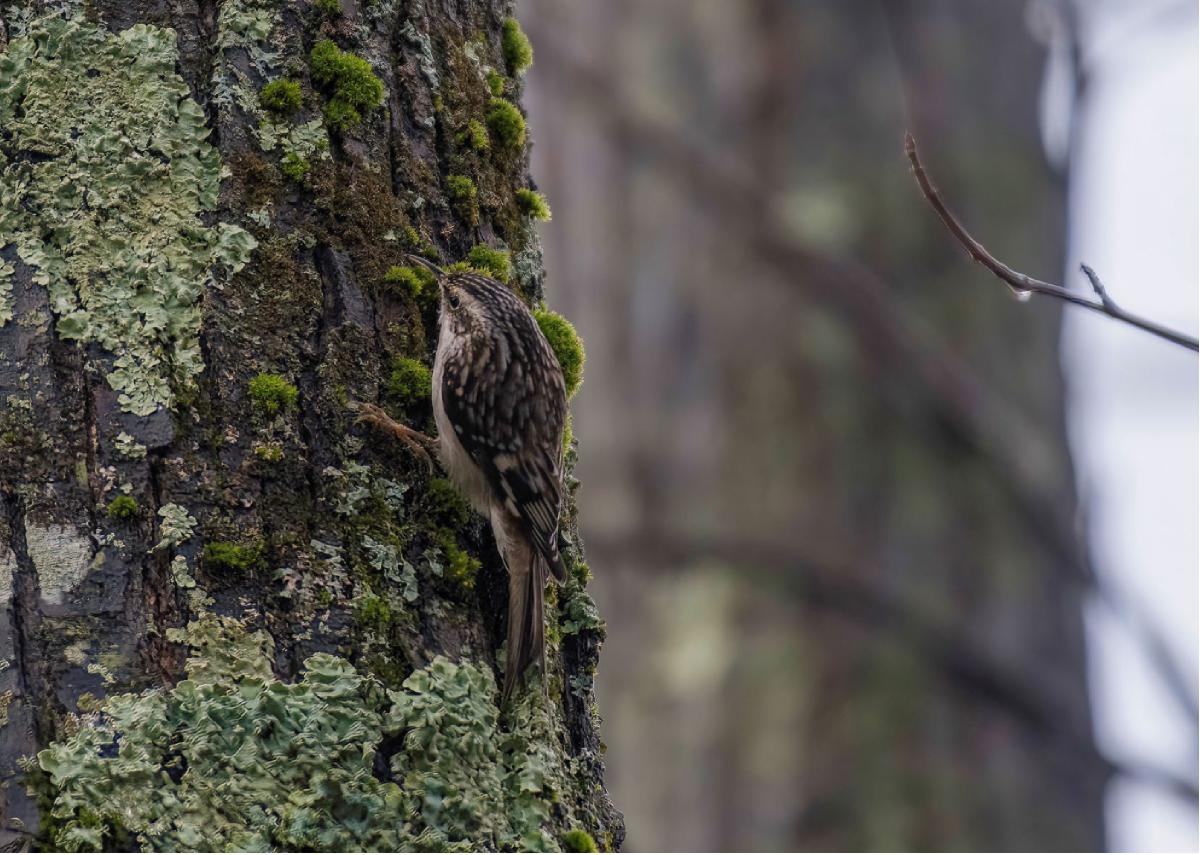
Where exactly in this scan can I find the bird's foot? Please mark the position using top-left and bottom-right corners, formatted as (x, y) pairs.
(352, 402), (437, 471)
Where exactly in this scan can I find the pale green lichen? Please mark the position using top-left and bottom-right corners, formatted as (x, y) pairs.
(363, 535), (417, 603)
(170, 555), (196, 590)
(212, 0), (281, 115)
(0, 13), (256, 414)
(560, 586), (604, 636)
(257, 117), (330, 166)
(154, 504), (197, 551)
(113, 432), (147, 460)
(34, 618), (581, 852)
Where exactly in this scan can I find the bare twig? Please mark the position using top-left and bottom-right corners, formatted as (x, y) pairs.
(906, 133), (1198, 352)
(529, 32), (1199, 725)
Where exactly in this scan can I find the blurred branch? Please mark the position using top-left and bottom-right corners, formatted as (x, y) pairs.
(906, 134), (1199, 351)
(529, 28), (1198, 725)
(587, 528), (1199, 803)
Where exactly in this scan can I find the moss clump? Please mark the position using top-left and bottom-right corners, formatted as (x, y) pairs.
(561, 411), (574, 454)
(486, 97), (526, 149)
(203, 540), (265, 575)
(446, 175), (479, 225)
(259, 79), (302, 115)
(387, 358), (432, 404)
(460, 119), (490, 153)
(436, 534), (480, 591)
(252, 442), (284, 462)
(248, 373), (299, 417)
(280, 152), (310, 181)
(467, 245), (511, 282)
(382, 265), (436, 299)
(354, 595), (393, 635)
(562, 829), (599, 852)
(314, 0), (341, 15)
(486, 70), (506, 97)
(516, 188), (552, 221)
(534, 310), (585, 398)
(309, 40), (385, 132)
(501, 18), (534, 75)
(425, 478), (472, 529)
(105, 495), (139, 521)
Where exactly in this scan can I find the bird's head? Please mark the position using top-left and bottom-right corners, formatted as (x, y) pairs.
(403, 253), (517, 334)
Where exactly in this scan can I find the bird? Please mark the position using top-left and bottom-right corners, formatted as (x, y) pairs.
(355, 255), (568, 706)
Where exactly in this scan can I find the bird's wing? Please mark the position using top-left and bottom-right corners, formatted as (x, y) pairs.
(440, 308), (567, 570)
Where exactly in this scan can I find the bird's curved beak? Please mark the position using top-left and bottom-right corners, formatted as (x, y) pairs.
(403, 253), (445, 278)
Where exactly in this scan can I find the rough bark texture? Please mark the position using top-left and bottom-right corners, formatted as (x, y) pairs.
(0, 0), (620, 850)
(523, 0), (1105, 850)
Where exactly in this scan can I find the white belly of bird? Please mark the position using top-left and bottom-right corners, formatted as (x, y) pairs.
(433, 324), (494, 515)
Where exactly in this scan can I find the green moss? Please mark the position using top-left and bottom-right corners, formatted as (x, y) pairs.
(562, 829), (599, 852)
(203, 540), (266, 575)
(501, 18), (534, 75)
(252, 442), (284, 462)
(259, 79), (302, 115)
(315, 0), (341, 16)
(354, 595), (393, 635)
(534, 310), (585, 397)
(446, 174), (479, 225)
(436, 534), (480, 591)
(467, 245), (512, 282)
(561, 411), (574, 454)
(247, 373), (299, 417)
(105, 495), (139, 521)
(461, 119), (490, 153)
(309, 39), (385, 132)
(386, 358), (432, 404)
(0, 13), (256, 415)
(486, 97), (526, 149)
(321, 99), (359, 134)
(486, 70), (506, 96)
(425, 477), (472, 529)
(570, 559), (592, 587)
(382, 265), (435, 299)
(516, 188), (552, 221)
(280, 152), (311, 181)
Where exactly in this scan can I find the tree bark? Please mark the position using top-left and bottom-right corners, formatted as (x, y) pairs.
(0, 0), (620, 850)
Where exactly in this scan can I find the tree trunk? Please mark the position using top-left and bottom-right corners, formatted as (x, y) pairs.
(0, 1), (621, 850)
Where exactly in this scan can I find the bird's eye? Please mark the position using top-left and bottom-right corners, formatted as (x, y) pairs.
(446, 292), (461, 310)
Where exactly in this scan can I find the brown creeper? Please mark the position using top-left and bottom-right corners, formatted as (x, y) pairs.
(357, 257), (567, 705)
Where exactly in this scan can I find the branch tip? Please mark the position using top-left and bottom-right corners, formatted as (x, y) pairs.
(905, 136), (1198, 352)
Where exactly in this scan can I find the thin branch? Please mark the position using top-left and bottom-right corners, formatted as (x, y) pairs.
(529, 31), (1199, 725)
(906, 133), (1199, 352)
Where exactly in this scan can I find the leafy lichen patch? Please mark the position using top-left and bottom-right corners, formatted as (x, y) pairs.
(0, 12), (256, 415)
(33, 615), (584, 852)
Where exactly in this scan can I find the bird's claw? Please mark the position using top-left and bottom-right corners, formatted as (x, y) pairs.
(351, 401), (437, 472)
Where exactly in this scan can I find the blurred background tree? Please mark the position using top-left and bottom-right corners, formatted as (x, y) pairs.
(520, 0), (1197, 850)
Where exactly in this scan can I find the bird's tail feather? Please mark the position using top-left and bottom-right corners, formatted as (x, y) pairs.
(502, 551), (546, 707)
